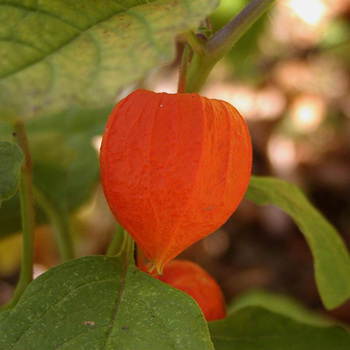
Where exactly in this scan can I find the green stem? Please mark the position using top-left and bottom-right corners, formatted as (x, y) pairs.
(208, 0), (275, 58)
(122, 232), (135, 262)
(186, 0), (275, 93)
(177, 44), (191, 93)
(107, 227), (134, 269)
(114, 230), (135, 265)
(107, 224), (127, 256)
(185, 53), (215, 94)
(183, 31), (206, 55)
(34, 187), (74, 262)
(3, 121), (35, 310)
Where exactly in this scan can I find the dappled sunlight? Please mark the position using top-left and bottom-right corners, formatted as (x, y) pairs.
(91, 135), (103, 155)
(267, 135), (298, 177)
(204, 83), (285, 121)
(287, 0), (328, 26)
(291, 94), (325, 133)
(33, 264), (48, 280)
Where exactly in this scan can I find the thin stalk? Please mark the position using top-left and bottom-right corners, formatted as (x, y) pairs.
(3, 121), (35, 310)
(112, 229), (134, 265)
(183, 31), (206, 55)
(186, 0), (275, 93)
(107, 224), (126, 256)
(177, 44), (191, 93)
(33, 187), (74, 262)
(122, 232), (135, 262)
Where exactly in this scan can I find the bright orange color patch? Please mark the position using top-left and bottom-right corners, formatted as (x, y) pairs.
(100, 89), (252, 273)
(145, 259), (226, 321)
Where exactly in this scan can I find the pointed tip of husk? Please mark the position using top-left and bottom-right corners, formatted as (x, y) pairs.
(149, 261), (165, 276)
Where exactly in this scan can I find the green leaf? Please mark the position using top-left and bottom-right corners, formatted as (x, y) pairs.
(28, 104), (113, 212)
(0, 141), (23, 206)
(0, 0), (219, 122)
(245, 176), (350, 309)
(209, 306), (350, 350)
(0, 104), (112, 238)
(0, 255), (214, 350)
(0, 193), (27, 236)
(228, 289), (334, 327)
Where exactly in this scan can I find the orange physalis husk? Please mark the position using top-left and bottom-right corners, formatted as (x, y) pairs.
(100, 89), (252, 274)
(139, 259), (227, 321)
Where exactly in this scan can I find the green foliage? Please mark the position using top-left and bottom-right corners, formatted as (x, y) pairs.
(209, 306), (350, 350)
(0, 0), (218, 122)
(245, 176), (350, 309)
(0, 255), (214, 350)
(1, 1), (350, 348)
(0, 141), (23, 206)
(0, 104), (112, 238)
(228, 289), (334, 327)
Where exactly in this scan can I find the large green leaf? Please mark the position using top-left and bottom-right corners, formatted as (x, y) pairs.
(209, 306), (350, 350)
(0, 255), (214, 349)
(0, 141), (23, 206)
(245, 176), (350, 309)
(0, 104), (112, 238)
(228, 289), (334, 327)
(0, 0), (218, 122)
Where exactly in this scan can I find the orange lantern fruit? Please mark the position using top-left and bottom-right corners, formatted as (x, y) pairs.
(100, 89), (252, 273)
(141, 259), (226, 321)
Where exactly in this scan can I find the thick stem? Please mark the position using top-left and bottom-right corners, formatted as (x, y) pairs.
(185, 53), (216, 94)
(34, 187), (74, 262)
(3, 121), (35, 310)
(208, 0), (275, 58)
(186, 0), (275, 93)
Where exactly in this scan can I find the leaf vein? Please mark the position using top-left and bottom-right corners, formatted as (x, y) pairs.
(0, 3), (140, 81)
(0, 3), (82, 30)
(10, 278), (118, 348)
(100, 253), (129, 348)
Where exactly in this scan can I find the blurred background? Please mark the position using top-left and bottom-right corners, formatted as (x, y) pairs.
(1, 0), (350, 322)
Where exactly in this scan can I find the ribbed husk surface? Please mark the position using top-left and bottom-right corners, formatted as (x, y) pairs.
(100, 89), (252, 273)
